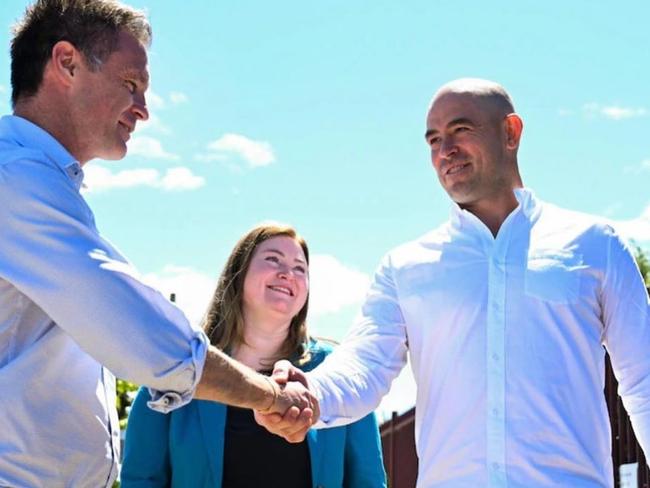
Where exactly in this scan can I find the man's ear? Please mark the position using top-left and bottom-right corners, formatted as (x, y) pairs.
(48, 40), (82, 88)
(503, 113), (523, 149)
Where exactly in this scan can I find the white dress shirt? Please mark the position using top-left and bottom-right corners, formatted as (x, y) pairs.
(0, 115), (209, 487)
(309, 188), (650, 487)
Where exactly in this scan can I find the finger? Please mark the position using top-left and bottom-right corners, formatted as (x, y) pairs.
(279, 408), (313, 435)
(282, 405), (301, 421)
(284, 427), (310, 443)
(287, 367), (309, 387)
(253, 411), (283, 426)
(273, 407), (311, 432)
(308, 396), (320, 423)
(280, 409), (314, 442)
(271, 359), (293, 385)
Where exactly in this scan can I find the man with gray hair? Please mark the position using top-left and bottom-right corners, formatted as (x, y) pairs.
(260, 78), (650, 487)
(0, 1), (315, 486)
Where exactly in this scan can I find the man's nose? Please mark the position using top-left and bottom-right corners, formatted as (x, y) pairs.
(439, 136), (457, 158)
(132, 94), (149, 122)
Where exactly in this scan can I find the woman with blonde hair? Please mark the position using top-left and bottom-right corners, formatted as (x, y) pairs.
(122, 222), (386, 487)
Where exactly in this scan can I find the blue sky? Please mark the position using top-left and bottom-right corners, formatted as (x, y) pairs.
(1, 1), (649, 417)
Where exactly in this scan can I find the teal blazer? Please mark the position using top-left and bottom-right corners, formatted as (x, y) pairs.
(121, 340), (387, 488)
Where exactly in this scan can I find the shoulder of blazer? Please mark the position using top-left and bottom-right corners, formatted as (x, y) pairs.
(301, 336), (338, 371)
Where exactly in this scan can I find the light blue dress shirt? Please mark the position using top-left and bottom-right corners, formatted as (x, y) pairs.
(309, 189), (650, 487)
(0, 115), (209, 488)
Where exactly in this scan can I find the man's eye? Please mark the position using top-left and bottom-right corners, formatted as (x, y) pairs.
(428, 137), (441, 146)
(294, 266), (307, 274)
(125, 80), (137, 93)
(265, 256), (280, 263)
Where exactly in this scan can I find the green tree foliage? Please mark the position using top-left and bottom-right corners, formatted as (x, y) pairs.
(116, 378), (139, 430)
(114, 379), (139, 487)
(634, 245), (650, 286)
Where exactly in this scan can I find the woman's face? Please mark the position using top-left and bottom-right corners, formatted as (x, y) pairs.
(242, 236), (309, 323)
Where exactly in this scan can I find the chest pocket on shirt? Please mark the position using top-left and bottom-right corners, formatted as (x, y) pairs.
(525, 249), (582, 304)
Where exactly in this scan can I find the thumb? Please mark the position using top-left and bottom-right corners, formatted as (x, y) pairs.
(271, 359), (293, 385)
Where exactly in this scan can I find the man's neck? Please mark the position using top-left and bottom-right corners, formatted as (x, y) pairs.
(460, 187), (522, 237)
(14, 95), (86, 165)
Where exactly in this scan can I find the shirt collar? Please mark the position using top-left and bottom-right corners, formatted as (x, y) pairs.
(0, 115), (84, 190)
(449, 187), (541, 230)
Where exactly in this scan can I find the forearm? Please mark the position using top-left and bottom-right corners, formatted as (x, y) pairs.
(309, 254), (408, 426)
(194, 345), (277, 411)
(309, 339), (405, 427)
(601, 227), (650, 459)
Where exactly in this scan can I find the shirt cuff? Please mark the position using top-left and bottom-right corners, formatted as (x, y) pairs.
(308, 371), (343, 427)
(146, 330), (209, 414)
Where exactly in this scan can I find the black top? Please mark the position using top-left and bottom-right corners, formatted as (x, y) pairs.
(222, 405), (312, 488)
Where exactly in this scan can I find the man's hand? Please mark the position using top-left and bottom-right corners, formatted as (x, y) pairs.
(254, 360), (320, 443)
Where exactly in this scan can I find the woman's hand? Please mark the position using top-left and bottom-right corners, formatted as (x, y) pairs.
(254, 360), (320, 443)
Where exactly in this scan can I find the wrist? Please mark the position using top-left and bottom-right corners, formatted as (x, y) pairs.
(258, 374), (279, 412)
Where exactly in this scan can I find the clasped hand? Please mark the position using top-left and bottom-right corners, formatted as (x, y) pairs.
(254, 360), (319, 443)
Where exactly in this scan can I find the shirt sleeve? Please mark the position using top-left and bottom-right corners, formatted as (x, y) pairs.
(308, 253), (408, 426)
(0, 158), (208, 411)
(601, 226), (650, 459)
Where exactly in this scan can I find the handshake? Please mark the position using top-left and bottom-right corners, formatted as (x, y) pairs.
(254, 360), (319, 443)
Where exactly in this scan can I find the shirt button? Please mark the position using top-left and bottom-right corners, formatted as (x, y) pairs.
(492, 353), (499, 361)
(492, 408), (499, 416)
(492, 462), (500, 470)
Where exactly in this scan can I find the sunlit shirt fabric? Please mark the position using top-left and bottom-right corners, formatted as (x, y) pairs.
(0, 115), (208, 488)
(308, 188), (650, 488)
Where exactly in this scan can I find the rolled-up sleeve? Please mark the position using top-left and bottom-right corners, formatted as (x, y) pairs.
(0, 158), (207, 411)
(601, 227), (650, 457)
(308, 253), (408, 426)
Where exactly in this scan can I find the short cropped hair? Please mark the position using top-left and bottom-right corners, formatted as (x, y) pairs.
(10, 0), (151, 105)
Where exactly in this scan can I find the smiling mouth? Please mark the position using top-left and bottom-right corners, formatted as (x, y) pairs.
(119, 121), (134, 134)
(268, 285), (294, 297)
(446, 162), (471, 175)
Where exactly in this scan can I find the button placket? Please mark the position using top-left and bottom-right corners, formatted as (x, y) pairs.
(487, 250), (507, 487)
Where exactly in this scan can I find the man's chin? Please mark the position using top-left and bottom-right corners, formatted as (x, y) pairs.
(96, 144), (128, 162)
(445, 184), (475, 205)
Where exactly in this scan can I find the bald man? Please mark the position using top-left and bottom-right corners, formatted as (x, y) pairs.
(258, 79), (650, 487)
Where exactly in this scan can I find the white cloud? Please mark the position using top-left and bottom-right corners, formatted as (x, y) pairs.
(136, 89), (189, 135)
(83, 164), (204, 192)
(83, 165), (158, 191)
(624, 159), (650, 175)
(134, 112), (171, 135)
(583, 103), (647, 120)
(127, 135), (179, 160)
(601, 106), (646, 120)
(159, 167), (205, 190)
(146, 89), (166, 110)
(601, 202), (623, 217)
(308, 254), (371, 317)
(143, 265), (216, 327)
(611, 203), (650, 243)
(199, 133), (276, 168)
(170, 91), (189, 104)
